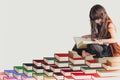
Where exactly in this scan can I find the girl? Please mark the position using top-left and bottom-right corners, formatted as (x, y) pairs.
(72, 4), (120, 58)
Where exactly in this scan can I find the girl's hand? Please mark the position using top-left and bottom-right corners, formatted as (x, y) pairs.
(93, 39), (103, 44)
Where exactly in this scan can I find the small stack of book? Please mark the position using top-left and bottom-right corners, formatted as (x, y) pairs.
(54, 53), (70, 67)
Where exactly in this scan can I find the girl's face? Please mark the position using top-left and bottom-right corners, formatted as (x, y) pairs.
(95, 18), (102, 25)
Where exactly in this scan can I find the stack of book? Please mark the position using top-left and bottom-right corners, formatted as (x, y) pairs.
(1, 52), (120, 80)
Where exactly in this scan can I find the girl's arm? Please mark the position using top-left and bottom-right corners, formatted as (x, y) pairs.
(101, 23), (117, 44)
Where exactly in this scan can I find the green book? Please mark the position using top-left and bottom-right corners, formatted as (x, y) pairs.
(23, 69), (36, 76)
(14, 66), (24, 73)
(81, 67), (104, 74)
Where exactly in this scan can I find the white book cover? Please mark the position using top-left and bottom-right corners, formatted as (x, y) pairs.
(74, 37), (95, 48)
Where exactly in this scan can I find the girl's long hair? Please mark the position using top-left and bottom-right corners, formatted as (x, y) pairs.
(89, 4), (112, 40)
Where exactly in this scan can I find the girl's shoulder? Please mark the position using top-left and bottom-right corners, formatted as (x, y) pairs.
(108, 22), (116, 30)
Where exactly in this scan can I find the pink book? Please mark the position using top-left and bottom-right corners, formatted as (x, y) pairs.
(22, 76), (35, 80)
(3, 76), (17, 80)
(0, 72), (6, 80)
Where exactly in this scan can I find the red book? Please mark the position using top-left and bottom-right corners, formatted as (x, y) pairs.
(71, 73), (92, 79)
(86, 59), (102, 68)
(33, 60), (45, 67)
(54, 73), (64, 80)
(69, 57), (85, 65)
(64, 76), (74, 80)
(61, 69), (83, 76)
(50, 65), (61, 72)
(61, 69), (73, 76)
(54, 53), (70, 61)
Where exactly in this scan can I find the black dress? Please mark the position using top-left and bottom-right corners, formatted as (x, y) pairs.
(72, 24), (113, 58)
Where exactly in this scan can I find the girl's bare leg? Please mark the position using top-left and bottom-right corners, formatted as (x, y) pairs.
(82, 50), (91, 58)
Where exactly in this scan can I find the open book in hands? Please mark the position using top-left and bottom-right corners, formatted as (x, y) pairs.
(74, 37), (99, 49)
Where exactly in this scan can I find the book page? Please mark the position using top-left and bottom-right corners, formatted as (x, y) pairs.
(73, 37), (94, 48)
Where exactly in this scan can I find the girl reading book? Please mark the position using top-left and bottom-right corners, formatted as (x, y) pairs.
(72, 4), (120, 58)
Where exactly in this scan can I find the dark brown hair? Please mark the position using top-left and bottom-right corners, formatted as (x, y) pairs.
(89, 4), (112, 40)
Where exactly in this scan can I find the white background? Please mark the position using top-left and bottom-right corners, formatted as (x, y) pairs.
(0, 0), (120, 71)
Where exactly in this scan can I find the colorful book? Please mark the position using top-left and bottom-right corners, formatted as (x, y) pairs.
(64, 76), (74, 80)
(13, 73), (26, 80)
(33, 60), (45, 67)
(33, 73), (45, 80)
(61, 69), (73, 76)
(23, 63), (34, 70)
(44, 70), (53, 76)
(4, 70), (17, 77)
(81, 67), (104, 74)
(61, 69), (83, 76)
(3, 76), (17, 80)
(92, 73), (120, 80)
(69, 64), (87, 70)
(69, 57), (85, 65)
(107, 59), (120, 67)
(43, 75), (56, 80)
(23, 69), (36, 77)
(55, 60), (69, 67)
(54, 53), (70, 61)
(0, 72), (6, 80)
(32, 65), (44, 73)
(86, 59), (102, 68)
(97, 70), (120, 77)
(44, 57), (55, 64)
(50, 65), (61, 72)
(102, 63), (120, 70)
(53, 73), (64, 80)
(68, 50), (81, 58)
(41, 62), (53, 70)
(71, 73), (92, 79)
(14, 66), (24, 73)
(21, 75), (35, 80)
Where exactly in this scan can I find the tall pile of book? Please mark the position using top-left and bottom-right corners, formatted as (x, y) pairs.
(1, 52), (120, 80)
